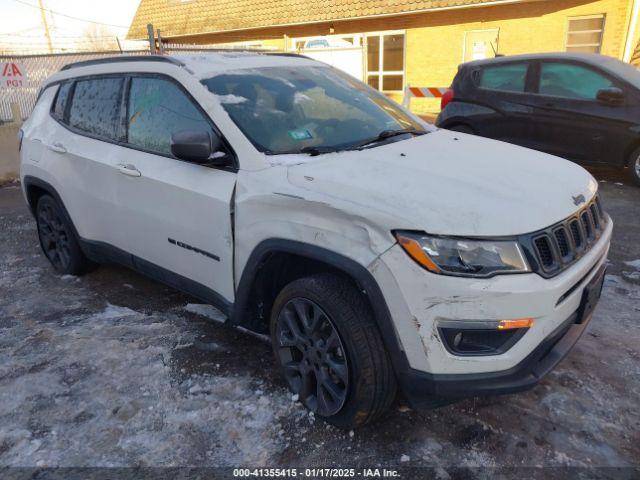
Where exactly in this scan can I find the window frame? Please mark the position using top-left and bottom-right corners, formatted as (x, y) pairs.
(51, 80), (73, 122)
(475, 61), (536, 95)
(530, 59), (622, 102)
(365, 30), (406, 94)
(565, 14), (606, 54)
(48, 72), (238, 172)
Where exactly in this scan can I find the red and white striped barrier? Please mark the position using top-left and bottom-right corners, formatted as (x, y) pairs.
(402, 85), (449, 108)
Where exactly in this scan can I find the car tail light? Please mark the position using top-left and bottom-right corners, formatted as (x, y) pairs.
(441, 88), (454, 110)
(17, 129), (24, 152)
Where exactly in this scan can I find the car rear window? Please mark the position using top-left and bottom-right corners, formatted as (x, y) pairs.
(68, 77), (124, 140)
(479, 63), (528, 92)
(52, 81), (72, 120)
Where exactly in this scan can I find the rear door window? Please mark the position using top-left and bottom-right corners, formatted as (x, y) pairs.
(126, 77), (211, 156)
(68, 77), (124, 140)
(52, 81), (72, 121)
(538, 62), (614, 99)
(479, 63), (528, 92)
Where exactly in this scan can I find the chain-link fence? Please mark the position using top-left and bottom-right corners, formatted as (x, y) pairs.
(0, 43), (279, 122)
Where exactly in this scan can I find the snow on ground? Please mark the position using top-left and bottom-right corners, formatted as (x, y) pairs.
(1, 179), (639, 472)
(625, 259), (640, 270)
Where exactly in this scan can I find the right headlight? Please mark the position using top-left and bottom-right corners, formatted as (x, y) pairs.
(394, 231), (531, 278)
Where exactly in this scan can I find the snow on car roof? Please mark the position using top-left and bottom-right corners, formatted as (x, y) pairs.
(172, 52), (321, 78)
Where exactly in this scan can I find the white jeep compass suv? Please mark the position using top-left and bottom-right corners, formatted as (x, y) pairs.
(19, 53), (611, 428)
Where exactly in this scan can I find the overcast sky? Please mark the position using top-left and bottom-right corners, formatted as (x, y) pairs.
(0, 0), (142, 51)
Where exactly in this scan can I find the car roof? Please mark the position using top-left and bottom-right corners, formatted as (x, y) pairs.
(463, 52), (640, 88)
(46, 51), (320, 86)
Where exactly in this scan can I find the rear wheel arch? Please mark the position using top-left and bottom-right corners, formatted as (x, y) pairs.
(625, 142), (640, 186)
(23, 176), (83, 243)
(623, 139), (640, 167)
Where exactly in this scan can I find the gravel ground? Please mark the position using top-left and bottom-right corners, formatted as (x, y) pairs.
(0, 169), (639, 477)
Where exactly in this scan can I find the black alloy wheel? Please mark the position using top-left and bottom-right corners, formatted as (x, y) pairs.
(275, 298), (349, 416)
(37, 198), (72, 271)
(35, 194), (96, 275)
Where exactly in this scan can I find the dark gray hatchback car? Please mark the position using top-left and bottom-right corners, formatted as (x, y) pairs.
(436, 53), (640, 186)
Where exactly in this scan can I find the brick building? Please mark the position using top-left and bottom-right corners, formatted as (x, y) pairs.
(127, 0), (640, 113)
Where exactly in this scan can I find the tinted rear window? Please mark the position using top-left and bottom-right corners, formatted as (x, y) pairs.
(479, 63), (528, 92)
(52, 82), (72, 120)
(68, 77), (123, 140)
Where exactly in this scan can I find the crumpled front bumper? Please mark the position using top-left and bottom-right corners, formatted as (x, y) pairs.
(399, 264), (605, 409)
(368, 219), (611, 406)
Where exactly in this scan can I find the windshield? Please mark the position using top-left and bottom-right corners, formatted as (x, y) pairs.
(202, 66), (427, 154)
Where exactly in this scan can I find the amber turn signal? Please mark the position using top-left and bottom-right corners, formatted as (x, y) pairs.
(497, 318), (534, 330)
(395, 233), (442, 274)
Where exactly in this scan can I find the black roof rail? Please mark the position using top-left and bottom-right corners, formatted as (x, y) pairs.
(60, 55), (184, 71)
(266, 52), (311, 60)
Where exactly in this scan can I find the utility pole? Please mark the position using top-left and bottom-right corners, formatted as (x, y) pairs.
(157, 29), (164, 54)
(38, 0), (53, 53)
(147, 23), (156, 54)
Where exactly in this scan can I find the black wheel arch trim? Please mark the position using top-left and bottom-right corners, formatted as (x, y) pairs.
(23, 176), (82, 239)
(232, 238), (412, 382)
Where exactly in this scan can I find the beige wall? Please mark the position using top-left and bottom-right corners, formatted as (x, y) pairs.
(0, 120), (20, 184)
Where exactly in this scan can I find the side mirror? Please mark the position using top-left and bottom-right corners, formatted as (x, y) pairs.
(596, 87), (624, 105)
(170, 129), (228, 165)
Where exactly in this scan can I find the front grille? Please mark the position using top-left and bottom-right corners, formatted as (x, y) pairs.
(534, 237), (554, 267)
(569, 220), (583, 249)
(554, 227), (570, 258)
(525, 194), (607, 278)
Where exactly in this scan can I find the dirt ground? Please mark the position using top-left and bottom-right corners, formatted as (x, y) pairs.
(0, 168), (639, 478)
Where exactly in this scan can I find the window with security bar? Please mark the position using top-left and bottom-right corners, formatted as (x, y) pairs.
(566, 15), (605, 54)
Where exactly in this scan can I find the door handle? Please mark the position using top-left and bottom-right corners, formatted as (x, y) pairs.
(117, 163), (141, 177)
(46, 142), (67, 154)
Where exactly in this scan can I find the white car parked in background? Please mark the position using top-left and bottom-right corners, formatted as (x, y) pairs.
(19, 52), (611, 428)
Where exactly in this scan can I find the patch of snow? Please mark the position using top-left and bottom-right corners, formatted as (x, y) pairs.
(624, 259), (640, 270)
(214, 94), (247, 104)
(400, 454), (410, 462)
(92, 303), (138, 320)
(614, 182), (624, 186)
(60, 274), (79, 282)
(622, 271), (640, 281)
(294, 92), (312, 104)
(184, 303), (227, 323)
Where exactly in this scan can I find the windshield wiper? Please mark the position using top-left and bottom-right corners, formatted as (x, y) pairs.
(299, 145), (342, 156)
(346, 128), (426, 151)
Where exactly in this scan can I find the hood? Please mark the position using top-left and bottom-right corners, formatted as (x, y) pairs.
(286, 129), (598, 237)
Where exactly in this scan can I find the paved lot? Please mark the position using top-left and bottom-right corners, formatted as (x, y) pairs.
(0, 169), (639, 475)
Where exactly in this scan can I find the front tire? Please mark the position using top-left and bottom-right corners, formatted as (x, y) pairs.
(270, 273), (397, 429)
(36, 195), (95, 275)
(628, 147), (640, 187)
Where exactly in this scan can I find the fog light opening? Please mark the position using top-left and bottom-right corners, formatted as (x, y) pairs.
(439, 319), (533, 356)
